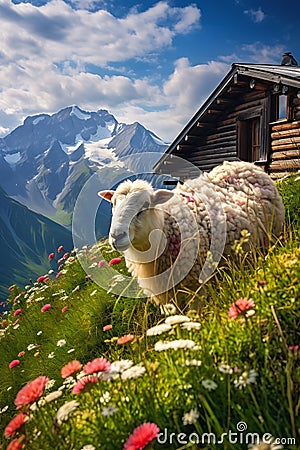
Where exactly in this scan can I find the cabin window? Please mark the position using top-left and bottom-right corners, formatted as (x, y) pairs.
(238, 117), (262, 162)
(278, 95), (288, 119)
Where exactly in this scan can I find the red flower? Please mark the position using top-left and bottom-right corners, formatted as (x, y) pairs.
(228, 297), (255, 320)
(13, 309), (22, 317)
(61, 306), (68, 313)
(18, 351), (25, 357)
(117, 334), (135, 345)
(61, 360), (82, 378)
(57, 245), (64, 253)
(56, 271), (62, 279)
(103, 324), (112, 331)
(9, 360), (20, 369)
(8, 285), (16, 292)
(109, 257), (122, 266)
(15, 376), (49, 408)
(123, 422), (160, 450)
(41, 303), (51, 312)
(4, 414), (28, 438)
(83, 357), (110, 374)
(37, 275), (49, 283)
(72, 375), (98, 394)
(48, 252), (55, 261)
(6, 435), (25, 450)
(63, 252), (69, 259)
(98, 259), (105, 268)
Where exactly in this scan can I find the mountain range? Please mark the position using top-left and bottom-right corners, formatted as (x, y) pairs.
(0, 106), (167, 224)
(0, 106), (168, 303)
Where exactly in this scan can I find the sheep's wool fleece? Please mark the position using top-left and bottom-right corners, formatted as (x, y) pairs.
(126, 161), (285, 302)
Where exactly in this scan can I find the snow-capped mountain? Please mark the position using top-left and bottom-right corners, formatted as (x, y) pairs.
(0, 106), (168, 224)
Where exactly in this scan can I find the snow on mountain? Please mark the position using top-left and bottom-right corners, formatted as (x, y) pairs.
(0, 106), (168, 225)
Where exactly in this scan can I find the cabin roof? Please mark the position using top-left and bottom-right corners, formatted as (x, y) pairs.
(153, 63), (300, 172)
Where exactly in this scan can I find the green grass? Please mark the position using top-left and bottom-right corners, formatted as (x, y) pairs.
(0, 176), (299, 450)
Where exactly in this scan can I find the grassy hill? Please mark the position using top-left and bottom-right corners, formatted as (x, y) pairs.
(0, 175), (299, 450)
(0, 187), (73, 302)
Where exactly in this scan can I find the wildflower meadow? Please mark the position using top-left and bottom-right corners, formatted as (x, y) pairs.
(0, 175), (299, 450)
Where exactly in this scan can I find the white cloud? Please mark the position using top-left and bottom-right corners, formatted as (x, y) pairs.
(244, 7), (265, 23)
(0, 0), (202, 139)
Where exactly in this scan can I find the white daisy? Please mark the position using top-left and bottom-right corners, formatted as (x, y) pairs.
(180, 321), (201, 331)
(109, 360), (134, 373)
(218, 364), (233, 374)
(182, 408), (199, 425)
(57, 339), (67, 347)
(44, 390), (62, 403)
(48, 352), (55, 359)
(27, 343), (37, 351)
(80, 446), (96, 450)
(55, 400), (79, 425)
(146, 323), (172, 336)
(165, 315), (191, 325)
(101, 405), (119, 416)
(99, 391), (111, 404)
(45, 379), (56, 390)
(121, 365), (146, 380)
(154, 339), (196, 351)
(185, 359), (202, 366)
(202, 379), (218, 391)
(234, 369), (257, 389)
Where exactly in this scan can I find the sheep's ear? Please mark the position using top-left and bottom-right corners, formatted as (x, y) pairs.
(98, 190), (115, 203)
(151, 189), (174, 206)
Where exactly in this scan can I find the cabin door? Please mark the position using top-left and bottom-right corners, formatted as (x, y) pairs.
(238, 116), (261, 162)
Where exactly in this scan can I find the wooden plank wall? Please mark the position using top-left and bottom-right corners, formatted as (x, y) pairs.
(269, 96), (300, 176)
(183, 90), (266, 172)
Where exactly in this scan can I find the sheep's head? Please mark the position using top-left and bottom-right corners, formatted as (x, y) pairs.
(98, 179), (174, 252)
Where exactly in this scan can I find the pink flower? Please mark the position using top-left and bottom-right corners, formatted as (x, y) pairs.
(63, 252), (69, 259)
(98, 259), (105, 268)
(83, 357), (110, 374)
(109, 257), (122, 266)
(18, 351), (25, 357)
(48, 252), (55, 261)
(37, 275), (49, 283)
(117, 334), (135, 345)
(56, 271), (62, 279)
(123, 422), (160, 450)
(6, 435), (25, 450)
(8, 285), (16, 292)
(228, 297), (255, 320)
(61, 360), (82, 378)
(4, 414), (28, 438)
(15, 376), (49, 408)
(13, 309), (22, 317)
(41, 303), (51, 312)
(9, 360), (20, 369)
(61, 306), (68, 313)
(57, 245), (64, 253)
(72, 375), (98, 394)
(103, 324), (112, 331)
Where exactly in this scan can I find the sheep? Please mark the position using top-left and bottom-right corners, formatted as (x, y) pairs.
(98, 161), (285, 304)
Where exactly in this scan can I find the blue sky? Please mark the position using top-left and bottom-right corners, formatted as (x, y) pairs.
(0, 0), (299, 141)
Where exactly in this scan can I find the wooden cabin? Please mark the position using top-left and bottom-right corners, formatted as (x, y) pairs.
(154, 63), (300, 179)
